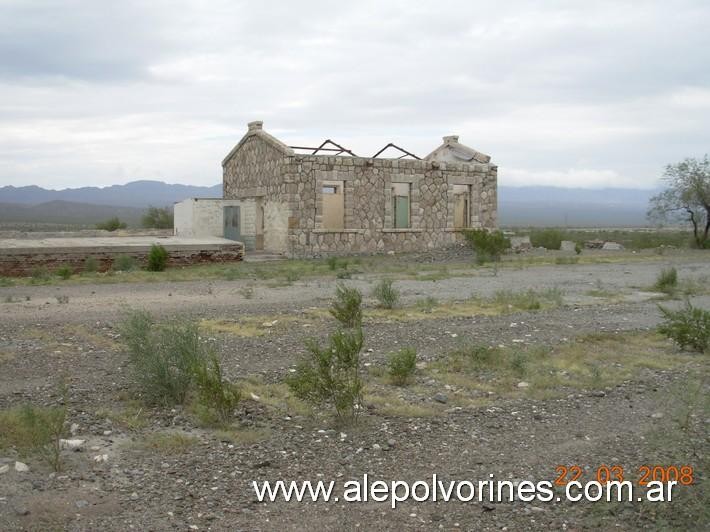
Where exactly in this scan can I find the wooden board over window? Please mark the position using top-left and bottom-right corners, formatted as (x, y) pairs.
(322, 181), (344, 230)
(392, 182), (411, 229)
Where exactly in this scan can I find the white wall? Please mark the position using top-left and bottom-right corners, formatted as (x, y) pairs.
(173, 198), (258, 249)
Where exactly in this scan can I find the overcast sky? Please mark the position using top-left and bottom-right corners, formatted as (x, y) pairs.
(1, 0), (709, 190)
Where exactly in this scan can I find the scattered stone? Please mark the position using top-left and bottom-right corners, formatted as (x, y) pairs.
(60, 438), (86, 450)
(0, 464), (9, 474)
(70, 423), (80, 435)
(75, 500), (89, 509)
(103, 430), (112, 436)
(650, 412), (664, 419)
(372, 443), (382, 451)
(13, 505), (29, 516)
(433, 393), (448, 404)
(92, 454), (109, 462)
(250, 393), (260, 401)
(517, 382), (530, 388)
(510, 236), (532, 253)
(130, 492), (139, 500)
(585, 239), (605, 249)
(602, 241), (624, 251)
(590, 391), (606, 397)
(387, 438), (396, 448)
(14, 461), (29, 472)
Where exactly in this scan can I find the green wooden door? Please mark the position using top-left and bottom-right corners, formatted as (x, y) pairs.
(394, 196), (410, 228)
(223, 206), (241, 241)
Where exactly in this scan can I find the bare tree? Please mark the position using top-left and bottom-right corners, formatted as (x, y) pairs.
(648, 155), (710, 248)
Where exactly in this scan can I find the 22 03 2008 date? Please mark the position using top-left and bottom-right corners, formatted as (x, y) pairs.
(554, 465), (694, 486)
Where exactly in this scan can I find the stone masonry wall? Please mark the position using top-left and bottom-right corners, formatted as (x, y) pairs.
(222, 127), (497, 257)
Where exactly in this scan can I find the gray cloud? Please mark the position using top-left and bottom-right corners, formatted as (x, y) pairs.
(0, 0), (709, 189)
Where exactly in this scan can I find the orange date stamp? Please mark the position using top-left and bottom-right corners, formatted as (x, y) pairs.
(554, 465), (694, 486)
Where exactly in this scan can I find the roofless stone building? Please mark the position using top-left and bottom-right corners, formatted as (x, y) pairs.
(174, 121), (497, 257)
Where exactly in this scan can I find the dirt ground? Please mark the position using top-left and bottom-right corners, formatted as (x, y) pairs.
(0, 250), (708, 531)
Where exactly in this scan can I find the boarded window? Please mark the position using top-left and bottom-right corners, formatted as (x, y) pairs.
(453, 184), (471, 229)
(392, 182), (411, 229)
(322, 182), (344, 230)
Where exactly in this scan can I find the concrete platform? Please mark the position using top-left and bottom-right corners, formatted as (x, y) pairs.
(0, 236), (244, 276)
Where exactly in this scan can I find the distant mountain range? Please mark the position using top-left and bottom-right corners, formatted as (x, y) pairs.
(0, 180), (659, 227)
(0, 180), (222, 208)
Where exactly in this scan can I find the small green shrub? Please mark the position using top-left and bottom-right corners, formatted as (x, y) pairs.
(142, 206), (174, 229)
(555, 256), (579, 265)
(56, 295), (69, 304)
(658, 301), (710, 353)
(55, 266), (72, 279)
(330, 284), (362, 328)
(463, 229), (511, 264)
(83, 256), (99, 273)
(193, 353), (240, 424)
(574, 242), (583, 255)
(509, 350), (528, 376)
(327, 256), (349, 271)
(30, 266), (51, 284)
(147, 244), (169, 272)
(113, 254), (136, 272)
(448, 344), (500, 373)
(0, 400), (68, 472)
(492, 289), (541, 310)
(372, 279), (400, 309)
(0, 276), (15, 287)
(530, 229), (563, 250)
(285, 270), (301, 284)
(388, 347), (417, 386)
(96, 217), (127, 231)
(119, 311), (203, 405)
(286, 328), (364, 424)
(654, 267), (678, 294)
(415, 296), (438, 313)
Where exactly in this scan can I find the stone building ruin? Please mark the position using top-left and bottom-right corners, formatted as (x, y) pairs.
(174, 121), (497, 257)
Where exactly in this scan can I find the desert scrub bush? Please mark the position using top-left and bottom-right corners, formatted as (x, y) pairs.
(147, 244), (168, 271)
(654, 267), (678, 294)
(140, 431), (197, 454)
(55, 266), (72, 279)
(0, 276), (15, 287)
(490, 287), (563, 311)
(447, 344), (501, 372)
(96, 217), (127, 231)
(330, 283), (362, 328)
(55, 295), (69, 304)
(83, 256), (99, 273)
(530, 229), (563, 250)
(0, 401), (68, 472)
(463, 229), (511, 264)
(492, 289), (541, 310)
(388, 347), (417, 385)
(113, 254), (136, 271)
(192, 353), (241, 424)
(657, 300), (710, 353)
(287, 328), (364, 424)
(327, 256), (349, 271)
(119, 310), (204, 405)
(415, 296), (438, 313)
(371, 278), (400, 309)
(30, 266), (51, 284)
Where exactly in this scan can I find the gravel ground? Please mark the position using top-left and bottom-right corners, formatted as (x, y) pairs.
(0, 252), (708, 531)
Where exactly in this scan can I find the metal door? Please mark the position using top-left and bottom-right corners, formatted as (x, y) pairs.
(223, 206), (241, 241)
